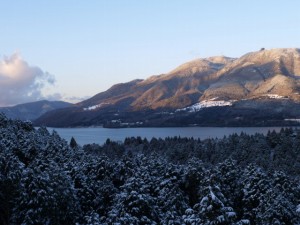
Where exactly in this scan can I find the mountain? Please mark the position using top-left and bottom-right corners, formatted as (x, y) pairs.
(78, 56), (235, 111)
(0, 100), (73, 121)
(35, 48), (300, 127)
(201, 48), (300, 101)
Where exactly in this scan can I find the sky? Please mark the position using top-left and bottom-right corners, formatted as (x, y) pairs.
(1, 0), (300, 106)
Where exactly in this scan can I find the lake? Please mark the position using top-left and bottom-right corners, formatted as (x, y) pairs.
(47, 127), (286, 146)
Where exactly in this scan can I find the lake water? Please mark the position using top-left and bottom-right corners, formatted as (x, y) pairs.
(47, 127), (285, 146)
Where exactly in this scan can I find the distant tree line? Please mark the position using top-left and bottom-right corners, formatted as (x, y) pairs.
(0, 113), (299, 224)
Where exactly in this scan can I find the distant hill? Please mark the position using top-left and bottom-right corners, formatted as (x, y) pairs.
(35, 48), (300, 127)
(0, 100), (73, 121)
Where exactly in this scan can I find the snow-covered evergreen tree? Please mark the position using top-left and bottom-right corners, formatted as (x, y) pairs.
(0, 113), (299, 224)
(13, 160), (79, 224)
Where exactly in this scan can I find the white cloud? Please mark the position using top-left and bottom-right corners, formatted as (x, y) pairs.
(0, 53), (55, 106)
(43, 92), (89, 104)
(45, 92), (64, 101)
(64, 95), (90, 103)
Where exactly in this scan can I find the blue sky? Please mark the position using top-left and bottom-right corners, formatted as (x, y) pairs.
(1, 0), (300, 105)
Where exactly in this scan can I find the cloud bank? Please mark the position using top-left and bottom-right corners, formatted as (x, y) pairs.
(0, 53), (55, 106)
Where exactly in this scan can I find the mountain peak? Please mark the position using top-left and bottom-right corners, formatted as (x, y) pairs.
(240, 48), (300, 61)
(206, 55), (236, 64)
(167, 56), (234, 77)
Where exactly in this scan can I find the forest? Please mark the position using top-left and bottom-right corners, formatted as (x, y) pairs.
(0, 113), (299, 224)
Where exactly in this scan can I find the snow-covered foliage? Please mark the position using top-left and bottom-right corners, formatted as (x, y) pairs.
(0, 113), (299, 224)
(177, 98), (235, 112)
(297, 204), (300, 214)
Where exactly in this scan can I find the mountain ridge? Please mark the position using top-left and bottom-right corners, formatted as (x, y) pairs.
(0, 100), (73, 121)
(35, 48), (300, 127)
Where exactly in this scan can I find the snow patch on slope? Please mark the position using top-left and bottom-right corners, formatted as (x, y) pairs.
(264, 94), (286, 99)
(176, 98), (235, 112)
(83, 103), (110, 111)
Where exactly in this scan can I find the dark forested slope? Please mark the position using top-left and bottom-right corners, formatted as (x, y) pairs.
(0, 113), (300, 224)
